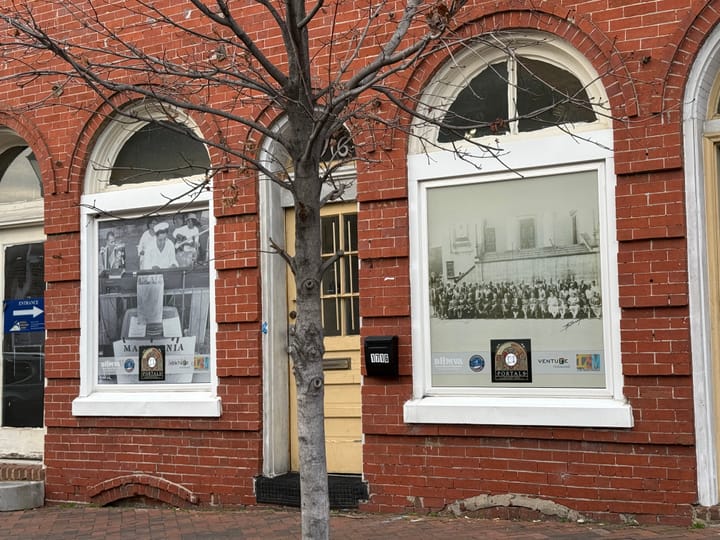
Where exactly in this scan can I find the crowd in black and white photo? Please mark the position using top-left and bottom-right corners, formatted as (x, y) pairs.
(429, 274), (602, 320)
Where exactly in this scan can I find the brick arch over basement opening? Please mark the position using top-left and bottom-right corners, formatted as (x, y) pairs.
(87, 474), (199, 507)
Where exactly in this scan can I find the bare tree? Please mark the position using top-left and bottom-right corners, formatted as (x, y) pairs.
(0, 1), (613, 538)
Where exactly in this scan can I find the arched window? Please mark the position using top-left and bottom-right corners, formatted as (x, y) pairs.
(683, 22), (720, 506)
(438, 57), (597, 142)
(406, 32), (630, 428)
(74, 101), (219, 418)
(0, 129), (43, 228)
(413, 33), (608, 151)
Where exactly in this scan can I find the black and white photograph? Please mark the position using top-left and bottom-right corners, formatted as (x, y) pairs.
(95, 209), (211, 385)
(426, 171), (607, 389)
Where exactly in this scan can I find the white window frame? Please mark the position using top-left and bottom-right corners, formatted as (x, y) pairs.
(405, 33), (632, 428)
(72, 104), (220, 417)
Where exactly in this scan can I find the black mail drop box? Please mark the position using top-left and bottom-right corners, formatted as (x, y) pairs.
(363, 335), (399, 377)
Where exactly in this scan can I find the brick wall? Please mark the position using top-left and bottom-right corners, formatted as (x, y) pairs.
(0, 0), (716, 524)
(358, 0), (717, 527)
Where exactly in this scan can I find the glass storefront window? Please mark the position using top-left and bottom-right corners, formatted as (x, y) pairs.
(2, 242), (44, 427)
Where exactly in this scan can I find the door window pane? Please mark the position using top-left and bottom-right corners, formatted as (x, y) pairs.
(344, 296), (360, 335)
(321, 215), (339, 254)
(344, 214), (358, 252)
(322, 262), (338, 295)
(322, 298), (341, 337)
(343, 255), (359, 296)
(320, 212), (359, 336)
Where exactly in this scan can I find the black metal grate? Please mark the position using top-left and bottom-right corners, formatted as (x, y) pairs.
(255, 473), (368, 509)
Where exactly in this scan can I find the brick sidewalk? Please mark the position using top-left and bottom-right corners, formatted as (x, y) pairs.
(1, 506), (720, 539)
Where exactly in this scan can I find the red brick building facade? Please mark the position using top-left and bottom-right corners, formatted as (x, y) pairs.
(1, 0), (720, 526)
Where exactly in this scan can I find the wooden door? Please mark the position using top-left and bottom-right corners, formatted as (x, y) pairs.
(286, 202), (361, 473)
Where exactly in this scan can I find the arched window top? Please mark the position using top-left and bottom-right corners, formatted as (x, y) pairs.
(0, 145), (41, 203)
(86, 101), (210, 194)
(439, 57), (597, 142)
(412, 32), (609, 151)
(110, 121), (210, 185)
(0, 128), (43, 228)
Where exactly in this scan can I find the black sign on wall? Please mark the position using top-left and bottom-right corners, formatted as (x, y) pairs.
(364, 336), (398, 377)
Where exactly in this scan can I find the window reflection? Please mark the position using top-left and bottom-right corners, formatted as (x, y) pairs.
(439, 57), (597, 143)
(110, 122), (210, 185)
(0, 147), (42, 203)
(2, 242), (44, 427)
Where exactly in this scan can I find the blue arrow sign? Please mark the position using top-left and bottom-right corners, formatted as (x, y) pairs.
(3, 297), (45, 333)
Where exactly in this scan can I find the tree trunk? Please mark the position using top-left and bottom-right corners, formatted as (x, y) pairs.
(290, 164), (330, 539)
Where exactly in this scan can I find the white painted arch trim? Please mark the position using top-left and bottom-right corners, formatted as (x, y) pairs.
(683, 21), (720, 508)
(410, 30), (611, 155)
(85, 101), (207, 194)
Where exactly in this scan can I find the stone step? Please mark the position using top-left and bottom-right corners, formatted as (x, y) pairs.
(0, 481), (44, 511)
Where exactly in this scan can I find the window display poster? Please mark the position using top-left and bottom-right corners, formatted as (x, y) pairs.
(426, 171), (606, 389)
(95, 209), (211, 385)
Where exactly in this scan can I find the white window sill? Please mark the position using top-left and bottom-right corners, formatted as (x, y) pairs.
(404, 396), (633, 428)
(72, 392), (222, 417)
